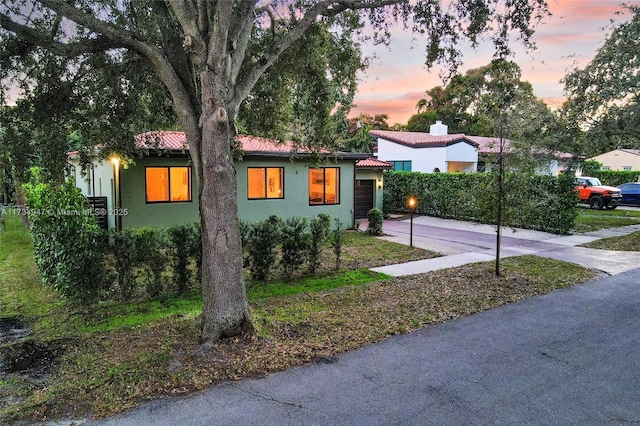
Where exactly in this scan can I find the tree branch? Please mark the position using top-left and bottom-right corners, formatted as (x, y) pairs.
(0, 12), (126, 56)
(230, 0), (403, 110)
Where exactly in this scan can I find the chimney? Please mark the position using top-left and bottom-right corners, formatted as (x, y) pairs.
(430, 120), (448, 136)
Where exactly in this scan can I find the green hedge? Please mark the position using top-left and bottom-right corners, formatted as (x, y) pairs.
(23, 175), (105, 302)
(590, 170), (640, 187)
(383, 171), (577, 234)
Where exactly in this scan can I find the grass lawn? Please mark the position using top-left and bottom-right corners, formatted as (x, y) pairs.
(573, 207), (640, 233)
(581, 230), (640, 251)
(1, 212), (599, 423)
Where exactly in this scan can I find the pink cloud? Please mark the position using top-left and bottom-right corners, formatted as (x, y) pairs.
(352, 0), (640, 125)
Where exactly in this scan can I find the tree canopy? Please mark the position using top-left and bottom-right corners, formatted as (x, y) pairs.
(409, 59), (547, 135)
(562, 5), (640, 156)
(0, 0), (550, 343)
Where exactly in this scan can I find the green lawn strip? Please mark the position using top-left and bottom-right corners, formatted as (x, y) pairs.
(247, 269), (390, 301)
(574, 208), (640, 233)
(0, 213), (74, 337)
(79, 269), (390, 333)
(581, 230), (640, 251)
(2, 255), (598, 423)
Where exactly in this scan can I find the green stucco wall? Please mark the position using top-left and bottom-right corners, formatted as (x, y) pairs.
(355, 169), (385, 211)
(120, 156), (199, 229)
(120, 155), (358, 229)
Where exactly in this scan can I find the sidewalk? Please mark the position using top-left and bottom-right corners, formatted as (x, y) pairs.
(370, 217), (640, 277)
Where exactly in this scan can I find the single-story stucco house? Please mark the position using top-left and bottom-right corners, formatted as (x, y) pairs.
(589, 149), (640, 171)
(69, 131), (391, 230)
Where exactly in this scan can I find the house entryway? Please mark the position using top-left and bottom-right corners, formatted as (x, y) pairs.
(354, 179), (375, 219)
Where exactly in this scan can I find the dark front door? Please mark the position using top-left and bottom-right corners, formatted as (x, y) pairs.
(354, 180), (375, 219)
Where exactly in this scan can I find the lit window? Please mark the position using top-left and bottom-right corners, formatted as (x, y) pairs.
(146, 167), (192, 203)
(248, 167), (284, 199)
(309, 167), (340, 205)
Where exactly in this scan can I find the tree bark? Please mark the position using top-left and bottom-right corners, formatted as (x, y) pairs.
(197, 69), (253, 343)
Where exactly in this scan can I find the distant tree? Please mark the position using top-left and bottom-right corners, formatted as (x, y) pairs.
(409, 60), (549, 136)
(339, 113), (390, 153)
(562, 5), (640, 157)
(406, 110), (437, 132)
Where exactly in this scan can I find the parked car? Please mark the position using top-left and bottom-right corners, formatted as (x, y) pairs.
(575, 177), (622, 210)
(618, 182), (640, 205)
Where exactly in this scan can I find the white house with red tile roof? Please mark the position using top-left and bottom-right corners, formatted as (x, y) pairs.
(371, 121), (479, 173)
(371, 122), (572, 175)
(70, 131), (389, 230)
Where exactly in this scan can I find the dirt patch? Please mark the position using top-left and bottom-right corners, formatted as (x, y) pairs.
(0, 317), (31, 344)
(0, 317), (64, 378)
(1, 340), (65, 377)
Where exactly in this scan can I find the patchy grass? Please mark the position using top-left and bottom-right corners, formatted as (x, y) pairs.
(574, 207), (640, 233)
(581, 230), (640, 251)
(0, 214), (598, 423)
(1, 247), (599, 424)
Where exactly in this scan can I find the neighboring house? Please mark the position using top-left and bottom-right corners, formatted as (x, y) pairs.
(470, 136), (572, 176)
(69, 131), (390, 230)
(589, 149), (640, 171)
(371, 121), (570, 175)
(371, 121), (478, 173)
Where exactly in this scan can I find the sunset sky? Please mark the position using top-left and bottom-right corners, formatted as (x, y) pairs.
(351, 0), (640, 125)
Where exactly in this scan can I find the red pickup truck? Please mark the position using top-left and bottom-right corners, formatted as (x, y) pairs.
(576, 177), (622, 210)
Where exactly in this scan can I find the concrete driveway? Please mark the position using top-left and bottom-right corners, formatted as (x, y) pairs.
(88, 268), (640, 425)
(375, 216), (640, 276)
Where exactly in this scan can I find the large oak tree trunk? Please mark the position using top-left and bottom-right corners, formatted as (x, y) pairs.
(197, 71), (253, 343)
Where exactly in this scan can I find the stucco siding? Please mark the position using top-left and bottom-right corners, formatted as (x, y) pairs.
(591, 150), (640, 171)
(120, 156), (199, 229)
(117, 156), (356, 230)
(236, 158), (356, 227)
(70, 159), (117, 229)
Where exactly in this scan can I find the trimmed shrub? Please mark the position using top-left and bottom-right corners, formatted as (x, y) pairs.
(366, 208), (383, 235)
(23, 173), (105, 302)
(280, 217), (310, 277)
(307, 213), (331, 274)
(591, 170), (640, 187)
(167, 224), (197, 295)
(247, 215), (282, 281)
(111, 228), (139, 300)
(332, 217), (343, 270)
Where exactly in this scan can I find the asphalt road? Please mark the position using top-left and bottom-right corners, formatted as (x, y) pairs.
(89, 268), (640, 425)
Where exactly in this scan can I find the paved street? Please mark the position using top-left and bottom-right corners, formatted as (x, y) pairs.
(90, 269), (640, 425)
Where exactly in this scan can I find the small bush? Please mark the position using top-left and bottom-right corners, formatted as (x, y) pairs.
(167, 224), (197, 295)
(332, 217), (343, 270)
(280, 217), (310, 277)
(366, 208), (384, 235)
(247, 216), (282, 281)
(111, 228), (139, 300)
(307, 213), (331, 274)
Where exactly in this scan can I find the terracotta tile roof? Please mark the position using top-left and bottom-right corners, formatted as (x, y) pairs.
(370, 130), (477, 147)
(356, 158), (393, 169)
(466, 136), (509, 154)
(134, 131), (318, 154)
(135, 131), (188, 150)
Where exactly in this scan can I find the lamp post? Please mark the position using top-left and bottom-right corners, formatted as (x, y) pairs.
(407, 196), (417, 247)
